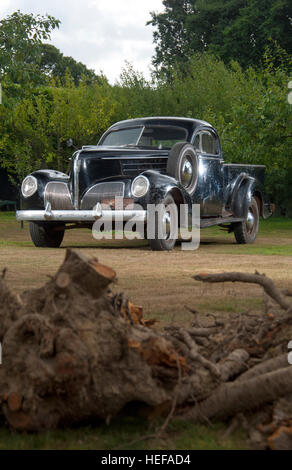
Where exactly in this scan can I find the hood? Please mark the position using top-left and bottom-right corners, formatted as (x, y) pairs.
(76, 147), (170, 198)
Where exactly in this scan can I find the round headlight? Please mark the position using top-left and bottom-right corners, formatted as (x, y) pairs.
(131, 175), (149, 198)
(21, 175), (38, 198)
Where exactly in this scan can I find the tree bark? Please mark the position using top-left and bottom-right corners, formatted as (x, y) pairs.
(186, 366), (292, 422)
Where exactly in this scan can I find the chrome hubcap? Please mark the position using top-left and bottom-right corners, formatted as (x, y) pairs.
(246, 209), (255, 232)
(180, 157), (193, 188)
(163, 211), (171, 239)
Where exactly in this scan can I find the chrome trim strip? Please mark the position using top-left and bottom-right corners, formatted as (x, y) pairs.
(83, 147), (169, 152)
(198, 155), (224, 161)
(101, 155), (168, 160)
(136, 126), (145, 145)
(73, 150), (81, 209)
(223, 163), (265, 168)
(34, 169), (69, 179)
(16, 209), (147, 222)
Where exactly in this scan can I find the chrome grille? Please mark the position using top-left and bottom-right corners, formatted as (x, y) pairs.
(80, 182), (125, 209)
(44, 182), (73, 210)
(121, 158), (167, 176)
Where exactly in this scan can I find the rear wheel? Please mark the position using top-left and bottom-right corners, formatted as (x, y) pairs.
(233, 197), (259, 244)
(29, 222), (65, 248)
(147, 194), (178, 251)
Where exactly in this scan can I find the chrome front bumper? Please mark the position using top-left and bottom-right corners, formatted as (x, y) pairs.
(16, 204), (147, 223)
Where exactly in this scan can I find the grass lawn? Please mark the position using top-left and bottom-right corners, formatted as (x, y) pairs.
(0, 212), (291, 449)
(0, 418), (248, 450)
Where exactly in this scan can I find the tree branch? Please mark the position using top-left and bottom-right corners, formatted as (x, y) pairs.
(194, 272), (291, 311)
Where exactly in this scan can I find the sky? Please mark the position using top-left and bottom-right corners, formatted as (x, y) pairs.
(0, 0), (164, 83)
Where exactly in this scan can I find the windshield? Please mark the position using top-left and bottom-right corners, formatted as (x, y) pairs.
(100, 125), (188, 149)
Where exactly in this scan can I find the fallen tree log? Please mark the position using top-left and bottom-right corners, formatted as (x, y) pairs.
(237, 354), (288, 382)
(185, 366), (292, 422)
(219, 349), (249, 382)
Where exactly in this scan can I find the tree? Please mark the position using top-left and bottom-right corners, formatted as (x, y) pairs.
(0, 10), (60, 88)
(148, 0), (194, 76)
(38, 44), (102, 86)
(149, 0), (292, 73)
(0, 75), (117, 180)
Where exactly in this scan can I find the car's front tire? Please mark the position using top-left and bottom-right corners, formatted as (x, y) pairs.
(233, 197), (259, 244)
(29, 222), (65, 248)
(147, 194), (178, 251)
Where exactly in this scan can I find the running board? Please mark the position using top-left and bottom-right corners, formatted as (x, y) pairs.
(200, 217), (243, 228)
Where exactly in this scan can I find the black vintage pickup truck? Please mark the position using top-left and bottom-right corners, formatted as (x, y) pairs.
(16, 117), (273, 250)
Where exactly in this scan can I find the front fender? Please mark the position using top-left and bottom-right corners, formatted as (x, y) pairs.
(20, 170), (70, 210)
(135, 170), (193, 226)
(135, 170), (191, 205)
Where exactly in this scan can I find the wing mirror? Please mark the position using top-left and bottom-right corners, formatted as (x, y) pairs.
(66, 138), (78, 151)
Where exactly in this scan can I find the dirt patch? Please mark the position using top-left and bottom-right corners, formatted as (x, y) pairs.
(0, 217), (291, 328)
(1, 242), (291, 323)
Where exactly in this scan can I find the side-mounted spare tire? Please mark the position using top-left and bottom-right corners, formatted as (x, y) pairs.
(167, 142), (198, 196)
(29, 222), (65, 248)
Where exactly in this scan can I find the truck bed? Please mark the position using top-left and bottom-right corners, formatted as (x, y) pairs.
(223, 163), (265, 186)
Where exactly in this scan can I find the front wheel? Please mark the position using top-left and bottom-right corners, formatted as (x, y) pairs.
(29, 222), (65, 248)
(147, 194), (178, 251)
(233, 197), (259, 244)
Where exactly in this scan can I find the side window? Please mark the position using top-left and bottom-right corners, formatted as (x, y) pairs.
(193, 134), (200, 152)
(193, 131), (218, 155)
(201, 131), (217, 155)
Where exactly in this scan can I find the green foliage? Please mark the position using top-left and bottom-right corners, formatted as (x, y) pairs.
(0, 76), (117, 178)
(148, 1), (193, 77)
(149, 0), (292, 73)
(0, 10), (60, 88)
(47, 76), (115, 170)
(112, 62), (157, 120)
(0, 11), (101, 94)
(38, 43), (103, 86)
